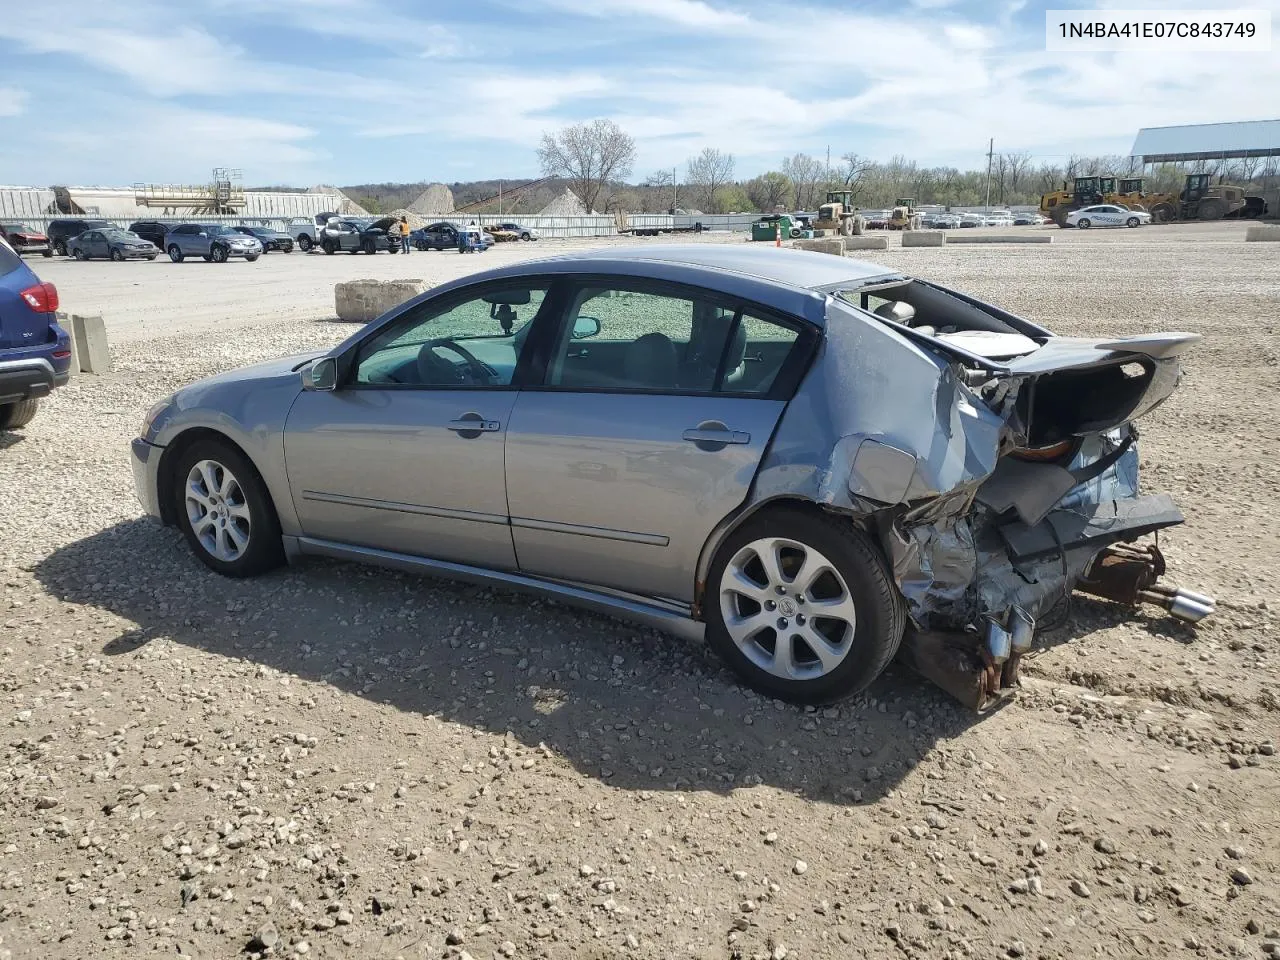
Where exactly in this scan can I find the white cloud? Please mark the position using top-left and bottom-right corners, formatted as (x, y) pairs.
(0, 87), (28, 117)
(534, 0), (751, 28)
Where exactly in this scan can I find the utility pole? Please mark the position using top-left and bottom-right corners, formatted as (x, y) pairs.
(498, 180), (503, 217)
(826, 145), (831, 186)
(984, 138), (994, 212)
(672, 166), (677, 214)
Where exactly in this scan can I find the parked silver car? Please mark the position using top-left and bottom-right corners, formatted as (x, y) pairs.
(131, 246), (1212, 708)
(165, 224), (262, 263)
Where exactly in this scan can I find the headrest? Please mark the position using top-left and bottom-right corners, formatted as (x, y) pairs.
(874, 300), (916, 325)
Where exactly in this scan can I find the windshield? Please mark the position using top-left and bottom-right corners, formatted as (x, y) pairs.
(2, 223), (34, 233)
(103, 230), (140, 240)
(206, 225), (239, 237)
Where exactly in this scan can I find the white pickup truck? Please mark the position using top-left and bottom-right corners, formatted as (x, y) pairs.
(285, 212), (342, 252)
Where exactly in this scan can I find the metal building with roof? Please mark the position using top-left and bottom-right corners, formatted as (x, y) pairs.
(1130, 120), (1280, 164)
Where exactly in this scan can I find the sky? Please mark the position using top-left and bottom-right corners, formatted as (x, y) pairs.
(0, 0), (1276, 188)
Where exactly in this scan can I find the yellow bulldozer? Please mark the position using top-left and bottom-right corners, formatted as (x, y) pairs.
(812, 190), (861, 236)
(887, 198), (918, 230)
(1040, 176), (1107, 226)
(1145, 173), (1247, 223)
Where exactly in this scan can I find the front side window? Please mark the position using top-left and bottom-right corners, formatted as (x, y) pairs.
(546, 282), (801, 395)
(354, 283), (551, 388)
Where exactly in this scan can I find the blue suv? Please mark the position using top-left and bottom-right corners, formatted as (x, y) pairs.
(0, 239), (70, 429)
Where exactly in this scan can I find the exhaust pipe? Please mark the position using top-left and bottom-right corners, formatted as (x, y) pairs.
(1076, 543), (1215, 624)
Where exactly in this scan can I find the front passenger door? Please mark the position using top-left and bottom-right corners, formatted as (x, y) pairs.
(284, 279), (561, 569)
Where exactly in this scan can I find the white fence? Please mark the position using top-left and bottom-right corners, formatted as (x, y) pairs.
(624, 213), (755, 233)
(0, 187), (56, 219)
(472, 214), (616, 238)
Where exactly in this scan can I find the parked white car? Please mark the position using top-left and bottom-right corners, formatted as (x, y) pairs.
(1065, 205), (1151, 229)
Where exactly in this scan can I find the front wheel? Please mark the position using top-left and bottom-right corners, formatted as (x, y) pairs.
(168, 245), (184, 262)
(521, 232), (531, 241)
(146, 255), (157, 261)
(211, 245), (229, 263)
(415, 241), (427, 251)
(245, 254), (260, 262)
(298, 235), (313, 252)
(1126, 217), (1141, 228)
(322, 240), (336, 255)
(362, 238), (376, 255)
(110, 248), (125, 261)
(705, 507), (905, 704)
(0, 399), (40, 430)
(72, 248), (87, 261)
(42, 249), (53, 258)
(173, 440), (284, 578)
(54, 242), (67, 256)
(1076, 218), (1091, 229)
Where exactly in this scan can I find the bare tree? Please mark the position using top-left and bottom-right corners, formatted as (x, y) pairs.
(745, 172), (792, 212)
(1004, 151), (1033, 196)
(782, 153), (826, 209)
(537, 119), (636, 214)
(685, 148), (735, 213)
(838, 152), (873, 203)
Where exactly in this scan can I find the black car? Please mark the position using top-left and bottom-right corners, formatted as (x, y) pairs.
(410, 221), (494, 251)
(233, 225), (294, 253)
(128, 221), (170, 249)
(319, 216), (400, 255)
(47, 218), (112, 256)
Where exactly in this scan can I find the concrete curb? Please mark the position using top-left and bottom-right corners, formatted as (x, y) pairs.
(1245, 226), (1280, 242)
(335, 279), (430, 323)
(793, 238), (846, 256)
(843, 236), (889, 251)
(69, 314), (110, 374)
(902, 231), (945, 247)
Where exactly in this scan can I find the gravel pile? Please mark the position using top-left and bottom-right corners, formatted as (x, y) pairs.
(1, 223), (1277, 959)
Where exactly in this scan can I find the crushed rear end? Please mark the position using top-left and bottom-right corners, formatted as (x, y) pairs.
(758, 276), (1213, 710)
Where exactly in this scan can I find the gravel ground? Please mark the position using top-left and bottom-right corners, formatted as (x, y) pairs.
(1, 223), (1278, 960)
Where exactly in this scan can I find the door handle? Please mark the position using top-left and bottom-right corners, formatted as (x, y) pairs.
(447, 416), (500, 433)
(682, 426), (750, 445)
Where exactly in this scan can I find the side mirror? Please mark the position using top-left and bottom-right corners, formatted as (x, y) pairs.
(572, 316), (601, 340)
(302, 357), (337, 392)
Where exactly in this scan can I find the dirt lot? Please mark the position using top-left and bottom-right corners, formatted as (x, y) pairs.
(2, 222), (1278, 960)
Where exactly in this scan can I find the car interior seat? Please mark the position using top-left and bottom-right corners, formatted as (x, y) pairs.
(680, 305), (748, 389)
(624, 332), (678, 389)
(874, 299), (935, 337)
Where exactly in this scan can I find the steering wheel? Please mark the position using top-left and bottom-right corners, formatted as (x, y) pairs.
(418, 338), (497, 385)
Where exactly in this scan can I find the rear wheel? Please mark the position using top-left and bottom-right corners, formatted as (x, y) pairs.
(168, 245), (184, 263)
(173, 439), (284, 578)
(110, 247), (125, 261)
(1076, 218), (1091, 229)
(1150, 202), (1176, 223)
(298, 234), (313, 252)
(0, 399), (40, 430)
(1198, 199), (1225, 221)
(705, 507), (905, 704)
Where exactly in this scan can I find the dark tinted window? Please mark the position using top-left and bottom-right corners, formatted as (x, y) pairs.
(0, 241), (22, 277)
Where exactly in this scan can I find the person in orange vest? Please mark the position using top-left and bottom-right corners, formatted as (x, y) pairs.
(398, 217), (411, 254)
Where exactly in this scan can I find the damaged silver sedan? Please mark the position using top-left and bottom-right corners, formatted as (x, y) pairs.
(131, 245), (1212, 709)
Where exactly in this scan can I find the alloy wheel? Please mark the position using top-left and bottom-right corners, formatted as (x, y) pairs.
(719, 537), (858, 681)
(185, 459), (252, 562)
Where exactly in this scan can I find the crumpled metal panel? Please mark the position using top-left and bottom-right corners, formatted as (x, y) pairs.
(754, 299), (1005, 509)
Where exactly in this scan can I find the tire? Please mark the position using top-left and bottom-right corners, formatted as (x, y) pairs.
(72, 248), (87, 261)
(211, 245), (229, 263)
(520, 232), (531, 241)
(146, 255), (157, 261)
(168, 245), (184, 263)
(1150, 203), (1176, 224)
(1198, 199), (1225, 221)
(1126, 216), (1140, 228)
(362, 238), (376, 255)
(298, 234), (313, 252)
(322, 241), (336, 255)
(1076, 218), (1091, 229)
(110, 248), (124, 261)
(245, 254), (260, 262)
(172, 438), (284, 578)
(704, 507), (905, 704)
(0, 399), (40, 430)
(415, 241), (427, 251)
(54, 242), (67, 256)
(42, 249), (52, 258)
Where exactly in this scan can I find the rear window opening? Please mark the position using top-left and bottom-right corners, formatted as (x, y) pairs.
(835, 279), (1048, 344)
(1018, 358), (1158, 446)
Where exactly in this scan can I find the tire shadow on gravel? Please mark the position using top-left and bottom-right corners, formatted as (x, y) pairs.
(38, 519), (997, 807)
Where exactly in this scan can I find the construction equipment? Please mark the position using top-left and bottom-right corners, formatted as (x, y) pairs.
(1146, 173), (1247, 223)
(1040, 176), (1106, 226)
(812, 190), (860, 236)
(751, 214), (799, 241)
(888, 198), (918, 230)
(132, 168), (246, 215)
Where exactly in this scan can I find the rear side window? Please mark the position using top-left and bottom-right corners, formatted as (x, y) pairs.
(0, 242), (21, 277)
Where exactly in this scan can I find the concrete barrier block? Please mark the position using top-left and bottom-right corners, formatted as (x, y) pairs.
(946, 234), (1053, 244)
(334, 279), (429, 323)
(843, 236), (889, 251)
(794, 238), (845, 256)
(55, 311), (77, 378)
(70, 314), (110, 374)
(1245, 225), (1280, 242)
(902, 231), (945, 247)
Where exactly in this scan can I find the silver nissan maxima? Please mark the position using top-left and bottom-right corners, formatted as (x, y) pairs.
(132, 245), (1214, 709)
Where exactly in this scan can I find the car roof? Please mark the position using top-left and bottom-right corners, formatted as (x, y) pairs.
(517, 244), (895, 291)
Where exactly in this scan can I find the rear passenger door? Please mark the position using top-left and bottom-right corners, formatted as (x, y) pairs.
(504, 278), (812, 603)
